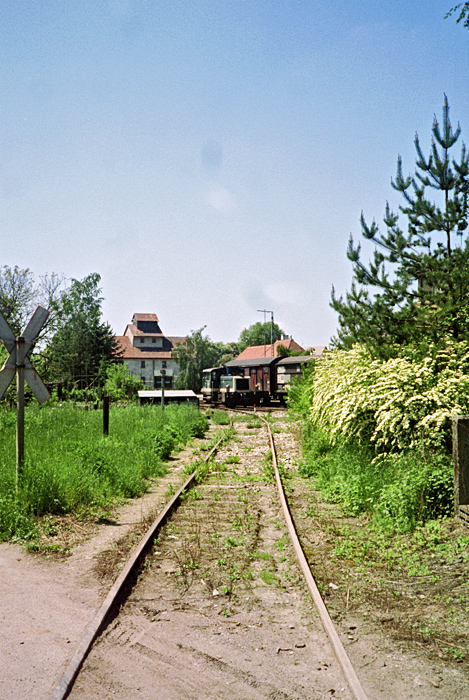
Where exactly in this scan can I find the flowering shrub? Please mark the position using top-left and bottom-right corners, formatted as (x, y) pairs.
(308, 341), (469, 452)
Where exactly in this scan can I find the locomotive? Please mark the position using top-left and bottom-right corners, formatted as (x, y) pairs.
(202, 355), (313, 407)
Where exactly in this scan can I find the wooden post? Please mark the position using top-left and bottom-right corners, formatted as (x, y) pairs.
(452, 416), (469, 524)
(103, 395), (110, 436)
(16, 336), (26, 487)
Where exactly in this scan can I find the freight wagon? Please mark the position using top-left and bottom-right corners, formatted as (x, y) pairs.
(202, 355), (313, 407)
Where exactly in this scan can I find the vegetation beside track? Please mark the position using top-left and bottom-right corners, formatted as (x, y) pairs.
(0, 403), (208, 544)
(285, 351), (469, 664)
(288, 346), (459, 534)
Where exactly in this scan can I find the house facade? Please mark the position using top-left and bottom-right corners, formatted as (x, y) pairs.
(115, 313), (185, 389)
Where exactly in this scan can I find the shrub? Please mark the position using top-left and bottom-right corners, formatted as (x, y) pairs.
(300, 427), (453, 532)
(304, 341), (469, 452)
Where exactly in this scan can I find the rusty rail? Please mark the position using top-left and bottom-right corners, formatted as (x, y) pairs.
(49, 432), (226, 700)
(261, 413), (370, 700)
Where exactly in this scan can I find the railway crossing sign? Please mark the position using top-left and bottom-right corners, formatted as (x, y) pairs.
(0, 306), (51, 484)
(0, 305), (51, 403)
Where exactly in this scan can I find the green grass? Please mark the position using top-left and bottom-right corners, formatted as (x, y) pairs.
(299, 423), (453, 532)
(0, 403), (208, 542)
(209, 409), (231, 425)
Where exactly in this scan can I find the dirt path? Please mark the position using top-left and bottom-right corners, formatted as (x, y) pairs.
(2, 413), (469, 699)
(0, 439), (197, 700)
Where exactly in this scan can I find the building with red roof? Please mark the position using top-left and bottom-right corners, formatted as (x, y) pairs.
(235, 338), (305, 361)
(115, 313), (185, 389)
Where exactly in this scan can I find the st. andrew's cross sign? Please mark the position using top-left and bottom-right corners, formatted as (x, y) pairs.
(0, 306), (51, 482)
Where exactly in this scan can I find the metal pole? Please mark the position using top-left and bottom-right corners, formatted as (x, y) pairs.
(16, 336), (26, 488)
(270, 311), (274, 356)
(257, 309), (274, 357)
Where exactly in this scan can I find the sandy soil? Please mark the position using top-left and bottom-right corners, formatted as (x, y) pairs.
(2, 414), (469, 699)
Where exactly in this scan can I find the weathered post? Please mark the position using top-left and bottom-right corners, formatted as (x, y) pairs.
(16, 336), (26, 483)
(161, 368), (166, 413)
(103, 395), (110, 436)
(452, 415), (469, 527)
(0, 307), (51, 489)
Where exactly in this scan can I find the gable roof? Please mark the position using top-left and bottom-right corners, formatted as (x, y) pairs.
(235, 338), (304, 361)
(115, 335), (174, 360)
(132, 313), (159, 323)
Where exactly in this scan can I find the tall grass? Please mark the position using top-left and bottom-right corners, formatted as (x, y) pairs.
(0, 403), (208, 541)
(299, 423), (453, 532)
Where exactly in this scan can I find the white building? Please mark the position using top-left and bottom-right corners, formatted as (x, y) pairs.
(115, 313), (185, 389)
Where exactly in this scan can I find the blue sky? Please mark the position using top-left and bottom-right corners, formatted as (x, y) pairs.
(1, 1), (468, 347)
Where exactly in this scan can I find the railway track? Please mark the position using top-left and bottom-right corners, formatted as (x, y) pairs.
(50, 410), (368, 700)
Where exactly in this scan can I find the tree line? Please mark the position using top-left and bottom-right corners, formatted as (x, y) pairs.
(0, 268), (294, 400)
(0, 270), (121, 402)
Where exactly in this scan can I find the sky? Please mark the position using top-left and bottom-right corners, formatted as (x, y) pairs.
(1, 1), (468, 348)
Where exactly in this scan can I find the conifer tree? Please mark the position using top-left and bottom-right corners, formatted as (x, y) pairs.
(446, 3), (469, 28)
(331, 97), (469, 356)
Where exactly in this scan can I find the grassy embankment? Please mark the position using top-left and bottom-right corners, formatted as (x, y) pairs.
(0, 403), (208, 543)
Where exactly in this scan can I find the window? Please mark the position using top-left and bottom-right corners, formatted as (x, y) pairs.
(141, 338), (145, 344)
(141, 360), (146, 368)
(152, 338), (156, 344)
(162, 360), (167, 369)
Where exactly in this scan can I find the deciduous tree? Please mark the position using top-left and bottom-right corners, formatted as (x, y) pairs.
(446, 3), (469, 27)
(45, 273), (121, 392)
(238, 321), (284, 351)
(173, 327), (221, 393)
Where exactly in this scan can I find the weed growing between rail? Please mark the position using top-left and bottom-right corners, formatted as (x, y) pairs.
(0, 403), (208, 543)
(149, 411), (301, 613)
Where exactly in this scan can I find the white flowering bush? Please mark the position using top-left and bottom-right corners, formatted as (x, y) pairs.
(308, 341), (469, 451)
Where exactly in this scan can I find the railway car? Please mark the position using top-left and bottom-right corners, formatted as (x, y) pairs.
(203, 355), (314, 407)
(275, 355), (313, 402)
(201, 366), (252, 407)
(225, 356), (278, 405)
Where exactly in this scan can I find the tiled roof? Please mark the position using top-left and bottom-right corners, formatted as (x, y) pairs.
(116, 336), (173, 360)
(235, 338), (304, 361)
(125, 324), (164, 338)
(132, 313), (159, 322)
(166, 336), (186, 346)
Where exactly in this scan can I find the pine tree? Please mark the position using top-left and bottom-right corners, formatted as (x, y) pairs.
(331, 97), (469, 356)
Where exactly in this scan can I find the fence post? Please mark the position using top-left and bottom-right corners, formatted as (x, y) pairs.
(103, 395), (110, 436)
(452, 416), (469, 523)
